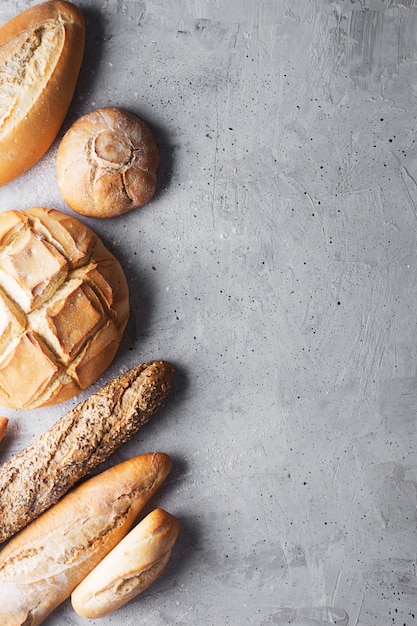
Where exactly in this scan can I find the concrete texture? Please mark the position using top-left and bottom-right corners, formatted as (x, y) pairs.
(0, 0), (416, 624)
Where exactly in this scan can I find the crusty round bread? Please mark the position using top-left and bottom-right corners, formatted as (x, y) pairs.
(0, 1), (85, 186)
(56, 107), (160, 218)
(0, 207), (129, 409)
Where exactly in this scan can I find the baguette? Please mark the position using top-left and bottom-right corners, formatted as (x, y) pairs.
(0, 360), (174, 544)
(0, 453), (172, 626)
(72, 508), (179, 618)
(0, 1), (85, 185)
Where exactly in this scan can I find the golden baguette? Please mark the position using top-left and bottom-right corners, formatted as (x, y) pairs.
(0, 360), (174, 544)
(0, 1), (85, 185)
(0, 453), (172, 626)
(72, 508), (179, 618)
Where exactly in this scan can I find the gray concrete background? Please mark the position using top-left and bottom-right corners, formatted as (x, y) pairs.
(0, 0), (416, 624)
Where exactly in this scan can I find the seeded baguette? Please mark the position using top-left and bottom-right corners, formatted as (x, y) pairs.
(0, 360), (174, 544)
(0, 453), (172, 626)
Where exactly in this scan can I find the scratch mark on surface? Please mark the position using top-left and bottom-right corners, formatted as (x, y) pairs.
(330, 569), (342, 607)
(400, 164), (417, 220)
(211, 102), (220, 231)
(330, 456), (342, 490)
(244, 185), (280, 231)
(280, 540), (291, 576)
(353, 591), (365, 626)
(346, 483), (361, 531)
(273, 492), (291, 525)
(401, 482), (417, 516)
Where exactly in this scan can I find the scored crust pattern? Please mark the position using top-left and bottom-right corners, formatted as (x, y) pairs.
(0, 207), (129, 409)
(56, 107), (160, 218)
(0, 22), (62, 130)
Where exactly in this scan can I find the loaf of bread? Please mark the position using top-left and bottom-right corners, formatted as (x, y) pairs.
(0, 453), (172, 626)
(56, 107), (159, 218)
(72, 508), (179, 618)
(0, 206), (130, 409)
(0, 360), (174, 544)
(0, 1), (85, 185)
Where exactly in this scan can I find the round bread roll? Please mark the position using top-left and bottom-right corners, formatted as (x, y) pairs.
(0, 207), (130, 409)
(56, 107), (159, 218)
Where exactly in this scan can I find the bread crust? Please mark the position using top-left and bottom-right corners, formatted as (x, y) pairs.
(0, 1), (85, 185)
(0, 416), (7, 441)
(0, 360), (174, 544)
(0, 207), (130, 409)
(56, 107), (159, 218)
(72, 508), (179, 618)
(0, 453), (172, 626)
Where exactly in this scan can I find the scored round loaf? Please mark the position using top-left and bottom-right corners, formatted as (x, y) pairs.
(56, 107), (159, 218)
(0, 207), (130, 409)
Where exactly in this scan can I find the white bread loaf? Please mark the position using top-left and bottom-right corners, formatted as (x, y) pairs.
(72, 508), (179, 618)
(0, 0), (85, 185)
(0, 206), (129, 409)
(0, 453), (172, 626)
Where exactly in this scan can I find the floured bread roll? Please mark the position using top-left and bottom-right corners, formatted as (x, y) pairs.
(56, 107), (159, 218)
(0, 207), (129, 409)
